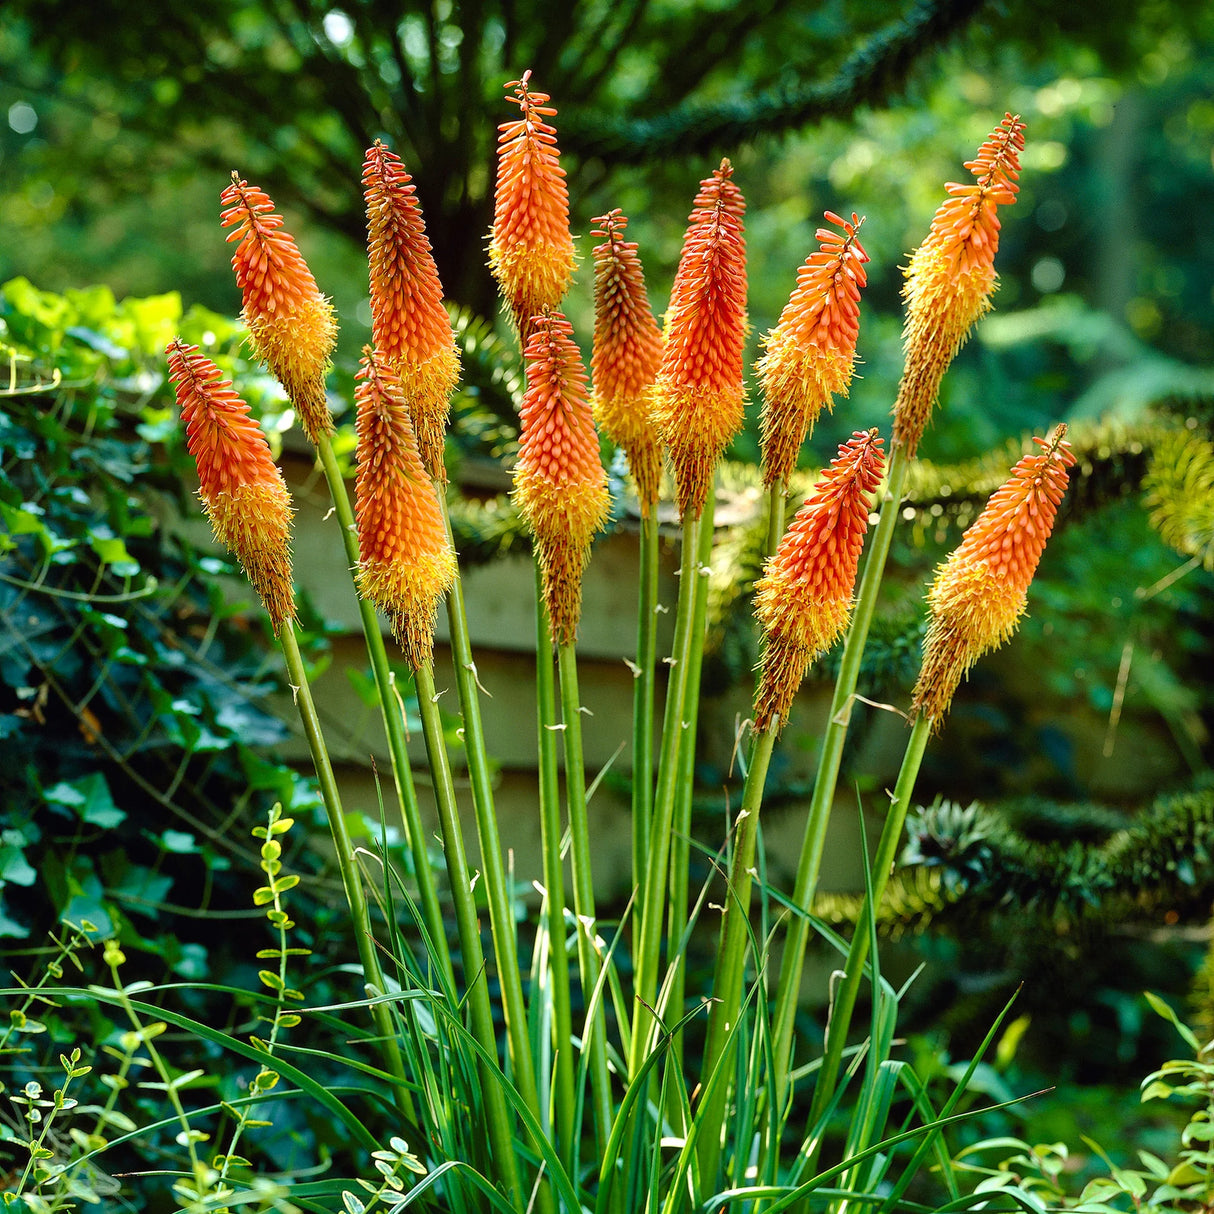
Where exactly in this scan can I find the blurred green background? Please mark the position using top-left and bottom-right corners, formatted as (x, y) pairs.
(3, 0), (1213, 463)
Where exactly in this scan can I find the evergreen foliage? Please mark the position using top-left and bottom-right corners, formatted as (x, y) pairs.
(814, 784), (1214, 937)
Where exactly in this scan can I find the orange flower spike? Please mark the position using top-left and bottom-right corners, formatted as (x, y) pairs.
(758, 211), (869, 488)
(363, 141), (460, 482)
(220, 174), (338, 446)
(893, 114), (1026, 457)
(489, 71), (576, 345)
(513, 311), (611, 647)
(353, 346), (457, 670)
(590, 209), (664, 516)
(166, 338), (296, 628)
(752, 429), (885, 732)
(651, 158), (749, 520)
(912, 425), (1075, 726)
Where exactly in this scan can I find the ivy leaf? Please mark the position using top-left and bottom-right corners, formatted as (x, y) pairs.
(87, 526), (140, 577)
(0, 837), (37, 886)
(66, 325), (129, 362)
(43, 773), (126, 829)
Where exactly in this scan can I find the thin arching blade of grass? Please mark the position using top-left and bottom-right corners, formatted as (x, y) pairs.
(603, 896), (637, 1062)
(366, 769), (424, 996)
(14, 987), (380, 1153)
(891, 1067), (962, 1206)
(403, 990), (479, 1214)
(787, 1038), (873, 1188)
(623, 1085), (652, 1214)
(171, 1174), (401, 1214)
(143, 979), (439, 1091)
(636, 1052), (690, 1214)
(701, 1188), (939, 1214)
(528, 889), (556, 1135)
(877, 988), (1028, 1214)
(597, 1000), (709, 1214)
(649, 816), (722, 1055)
(933, 1185), (1052, 1214)
(376, 829), (461, 1006)
(754, 945), (786, 1190)
(839, 810), (901, 1171)
(45, 1087), (372, 1196)
(426, 996), (582, 1214)
(707, 1087), (1051, 1214)
(657, 976), (769, 1214)
(371, 854), (476, 1193)
(363, 774), (454, 1128)
(663, 1047), (699, 1213)
(347, 1158), (527, 1214)
(585, 738), (627, 805)
(716, 868), (782, 1192)
(844, 1058), (905, 1193)
(573, 908), (632, 1183)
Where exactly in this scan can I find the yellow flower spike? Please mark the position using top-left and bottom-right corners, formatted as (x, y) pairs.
(650, 158), (749, 521)
(220, 175), (338, 446)
(166, 338), (296, 629)
(912, 425), (1075, 726)
(758, 212), (869, 489)
(489, 71), (576, 346)
(363, 140), (460, 483)
(513, 311), (611, 648)
(590, 209), (664, 517)
(753, 429), (886, 732)
(893, 114), (1026, 457)
(353, 346), (457, 671)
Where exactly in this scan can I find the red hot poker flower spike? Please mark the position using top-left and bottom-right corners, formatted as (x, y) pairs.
(893, 114), (1025, 457)
(220, 175), (338, 446)
(590, 209), (664, 517)
(363, 141), (460, 482)
(758, 212), (869, 488)
(489, 71), (576, 346)
(166, 338), (296, 628)
(353, 346), (457, 670)
(650, 159), (748, 521)
(912, 425), (1075, 726)
(752, 429), (885, 732)
(513, 311), (610, 647)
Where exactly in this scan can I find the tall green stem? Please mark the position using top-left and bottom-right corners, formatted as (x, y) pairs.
(665, 479), (716, 1086)
(439, 500), (543, 1138)
(696, 721), (779, 1185)
(803, 711), (932, 1153)
(629, 510), (702, 1080)
(534, 569), (577, 1161)
(768, 447), (910, 1106)
(557, 639), (615, 1159)
(412, 659), (525, 1209)
(313, 433), (452, 987)
(632, 511), (660, 898)
(765, 479), (786, 559)
(277, 623), (411, 1117)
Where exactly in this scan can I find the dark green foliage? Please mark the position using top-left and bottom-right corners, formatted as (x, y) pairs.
(0, 282), (430, 1193)
(0, 279), (320, 946)
(902, 786), (1214, 918)
(0, 0), (999, 315)
(565, 0), (989, 162)
(812, 784), (1214, 941)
